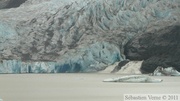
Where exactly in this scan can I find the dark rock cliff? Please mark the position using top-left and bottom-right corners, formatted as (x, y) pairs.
(125, 24), (180, 73)
(0, 0), (27, 9)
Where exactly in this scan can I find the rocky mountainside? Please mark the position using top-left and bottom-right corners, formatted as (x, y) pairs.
(0, 0), (27, 9)
(0, 0), (179, 73)
(125, 25), (180, 73)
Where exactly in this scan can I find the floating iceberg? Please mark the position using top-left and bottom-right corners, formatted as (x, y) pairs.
(103, 75), (162, 83)
(150, 66), (180, 76)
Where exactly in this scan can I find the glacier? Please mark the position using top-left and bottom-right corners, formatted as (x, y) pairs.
(0, 42), (121, 73)
(0, 0), (179, 73)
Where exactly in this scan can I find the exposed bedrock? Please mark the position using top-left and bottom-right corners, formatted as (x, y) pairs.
(125, 25), (180, 73)
(0, 0), (27, 9)
(0, 0), (11, 9)
(0, 0), (180, 73)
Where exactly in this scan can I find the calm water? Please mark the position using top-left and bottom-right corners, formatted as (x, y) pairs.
(0, 73), (179, 101)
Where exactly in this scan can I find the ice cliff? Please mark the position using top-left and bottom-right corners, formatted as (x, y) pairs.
(0, 0), (179, 73)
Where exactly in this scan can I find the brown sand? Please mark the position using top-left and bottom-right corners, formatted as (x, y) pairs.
(0, 73), (179, 101)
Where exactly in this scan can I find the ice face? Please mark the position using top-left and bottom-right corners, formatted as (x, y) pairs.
(0, 42), (121, 73)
